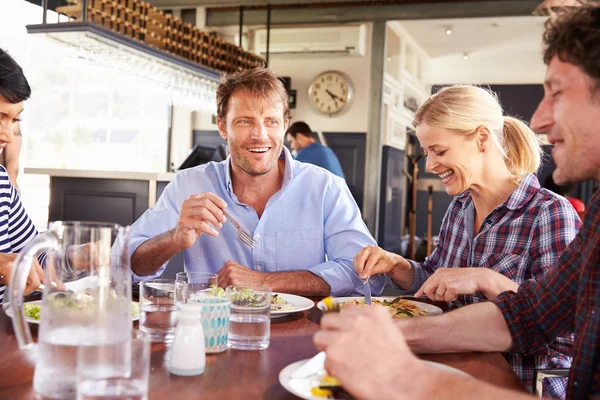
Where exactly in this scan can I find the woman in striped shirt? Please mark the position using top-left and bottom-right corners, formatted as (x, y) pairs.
(0, 48), (43, 301)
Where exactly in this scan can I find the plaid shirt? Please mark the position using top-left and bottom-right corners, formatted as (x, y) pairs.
(398, 174), (581, 397)
(494, 187), (600, 399)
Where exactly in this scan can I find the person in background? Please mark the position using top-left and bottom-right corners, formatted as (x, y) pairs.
(317, 5), (600, 399)
(0, 48), (43, 300)
(353, 85), (580, 397)
(124, 68), (383, 297)
(285, 121), (345, 178)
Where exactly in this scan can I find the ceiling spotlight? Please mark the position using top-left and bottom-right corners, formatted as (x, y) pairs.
(387, 57), (392, 62)
(462, 53), (469, 60)
(445, 27), (453, 35)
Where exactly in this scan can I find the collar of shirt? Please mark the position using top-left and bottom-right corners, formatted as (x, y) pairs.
(455, 173), (540, 212)
(224, 145), (294, 201)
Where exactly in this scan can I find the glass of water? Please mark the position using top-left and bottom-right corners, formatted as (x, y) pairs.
(226, 286), (271, 351)
(175, 272), (219, 303)
(139, 279), (179, 343)
(77, 329), (151, 400)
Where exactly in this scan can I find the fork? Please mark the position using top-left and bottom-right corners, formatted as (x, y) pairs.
(223, 209), (258, 249)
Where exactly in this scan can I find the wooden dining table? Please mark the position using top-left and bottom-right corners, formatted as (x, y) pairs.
(0, 298), (526, 399)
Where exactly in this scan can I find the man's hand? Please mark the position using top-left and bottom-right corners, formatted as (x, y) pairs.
(415, 268), (485, 302)
(354, 245), (406, 279)
(67, 241), (111, 271)
(217, 260), (266, 288)
(314, 305), (428, 400)
(0, 253), (44, 295)
(173, 192), (228, 251)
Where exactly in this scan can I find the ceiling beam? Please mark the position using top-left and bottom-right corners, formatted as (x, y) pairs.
(203, 0), (540, 26)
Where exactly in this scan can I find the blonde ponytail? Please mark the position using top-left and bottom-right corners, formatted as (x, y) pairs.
(414, 85), (544, 184)
(502, 116), (543, 183)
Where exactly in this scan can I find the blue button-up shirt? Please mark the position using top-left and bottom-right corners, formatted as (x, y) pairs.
(128, 147), (384, 297)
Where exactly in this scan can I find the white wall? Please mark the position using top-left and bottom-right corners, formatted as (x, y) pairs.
(268, 24), (372, 133)
(429, 31), (546, 85)
(170, 107), (193, 169)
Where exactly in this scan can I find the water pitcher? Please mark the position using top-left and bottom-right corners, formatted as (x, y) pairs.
(9, 221), (132, 399)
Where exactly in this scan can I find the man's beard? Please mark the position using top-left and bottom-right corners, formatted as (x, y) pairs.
(230, 141), (282, 177)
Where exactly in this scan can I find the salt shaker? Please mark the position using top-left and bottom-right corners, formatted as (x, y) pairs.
(168, 303), (206, 376)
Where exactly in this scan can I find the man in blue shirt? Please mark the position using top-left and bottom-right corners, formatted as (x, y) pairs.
(128, 68), (384, 297)
(286, 121), (345, 178)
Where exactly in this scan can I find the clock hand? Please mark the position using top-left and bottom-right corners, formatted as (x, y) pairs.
(326, 89), (344, 102)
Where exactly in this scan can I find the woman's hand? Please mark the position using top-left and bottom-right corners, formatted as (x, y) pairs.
(415, 268), (518, 302)
(354, 245), (407, 279)
(0, 253), (44, 295)
(415, 268), (484, 302)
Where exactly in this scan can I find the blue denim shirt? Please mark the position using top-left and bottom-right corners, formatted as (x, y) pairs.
(128, 147), (384, 297)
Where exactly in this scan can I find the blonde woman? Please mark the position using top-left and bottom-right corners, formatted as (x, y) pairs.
(354, 85), (580, 398)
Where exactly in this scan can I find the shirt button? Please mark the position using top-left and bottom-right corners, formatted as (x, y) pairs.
(255, 233), (261, 239)
(255, 265), (262, 271)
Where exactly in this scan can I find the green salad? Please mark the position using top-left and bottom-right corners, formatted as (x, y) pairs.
(210, 286), (296, 311)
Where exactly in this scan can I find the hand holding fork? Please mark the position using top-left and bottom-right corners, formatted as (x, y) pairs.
(173, 192), (258, 251)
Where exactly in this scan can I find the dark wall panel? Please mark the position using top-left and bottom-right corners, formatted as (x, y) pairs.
(379, 146), (405, 253)
(193, 130), (225, 148)
(49, 177), (149, 226)
(323, 132), (366, 211)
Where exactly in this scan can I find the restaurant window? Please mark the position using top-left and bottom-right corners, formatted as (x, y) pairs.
(24, 36), (170, 173)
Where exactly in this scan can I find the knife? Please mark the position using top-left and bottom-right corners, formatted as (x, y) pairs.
(290, 351), (326, 379)
(363, 278), (372, 305)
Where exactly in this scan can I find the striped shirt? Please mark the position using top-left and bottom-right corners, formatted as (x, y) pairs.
(396, 174), (581, 398)
(0, 165), (39, 302)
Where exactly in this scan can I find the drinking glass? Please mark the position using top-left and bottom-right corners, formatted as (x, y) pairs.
(77, 329), (150, 400)
(174, 272), (218, 303)
(139, 279), (178, 343)
(226, 286), (271, 351)
(176, 272), (229, 353)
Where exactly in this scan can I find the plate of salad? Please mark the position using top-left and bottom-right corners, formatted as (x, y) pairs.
(213, 287), (313, 318)
(5, 300), (140, 325)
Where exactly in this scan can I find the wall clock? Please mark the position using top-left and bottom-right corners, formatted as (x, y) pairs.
(308, 70), (354, 116)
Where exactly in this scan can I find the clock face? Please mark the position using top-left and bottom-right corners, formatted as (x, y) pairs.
(308, 71), (353, 116)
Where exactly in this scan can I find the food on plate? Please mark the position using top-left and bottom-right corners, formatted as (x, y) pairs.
(321, 296), (340, 312)
(339, 297), (427, 318)
(218, 287), (297, 312)
(271, 293), (296, 311)
(319, 296), (427, 319)
(24, 303), (41, 320)
(310, 376), (353, 399)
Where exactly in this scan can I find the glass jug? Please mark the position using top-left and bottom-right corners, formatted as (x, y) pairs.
(9, 221), (132, 399)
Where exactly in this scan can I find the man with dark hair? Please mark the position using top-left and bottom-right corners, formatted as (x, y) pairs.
(315, 5), (600, 399)
(286, 121), (345, 178)
(127, 67), (384, 297)
(0, 48), (44, 300)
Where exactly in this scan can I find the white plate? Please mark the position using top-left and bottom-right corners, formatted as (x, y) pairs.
(279, 358), (470, 400)
(5, 300), (140, 325)
(271, 293), (314, 318)
(316, 296), (443, 317)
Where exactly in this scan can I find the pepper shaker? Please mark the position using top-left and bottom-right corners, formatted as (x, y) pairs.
(168, 303), (206, 376)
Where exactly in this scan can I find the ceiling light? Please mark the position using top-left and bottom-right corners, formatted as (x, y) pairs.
(462, 53), (469, 61)
(445, 27), (453, 35)
(532, 0), (581, 16)
(387, 57), (392, 62)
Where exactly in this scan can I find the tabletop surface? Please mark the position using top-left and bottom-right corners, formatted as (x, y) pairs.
(0, 299), (526, 399)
